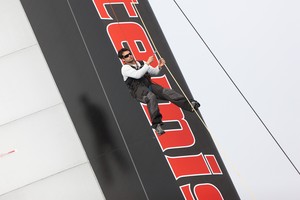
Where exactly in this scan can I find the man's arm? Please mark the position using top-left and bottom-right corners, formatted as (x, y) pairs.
(147, 56), (166, 75)
(121, 64), (150, 81)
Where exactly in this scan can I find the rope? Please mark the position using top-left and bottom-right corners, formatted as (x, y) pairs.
(131, 1), (258, 199)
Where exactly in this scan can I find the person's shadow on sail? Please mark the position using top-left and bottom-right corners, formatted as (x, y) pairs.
(80, 94), (128, 183)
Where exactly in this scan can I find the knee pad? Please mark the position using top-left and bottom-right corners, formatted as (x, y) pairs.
(144, 92), (155, 103)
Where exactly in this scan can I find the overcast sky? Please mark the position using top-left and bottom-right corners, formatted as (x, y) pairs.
(149, 0), (300, 199)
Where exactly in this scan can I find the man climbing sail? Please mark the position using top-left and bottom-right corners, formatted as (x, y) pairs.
(118, 48), (200, 135)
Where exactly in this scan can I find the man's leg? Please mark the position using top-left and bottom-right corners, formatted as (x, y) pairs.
(134, 86), (164, 134)
(145, 92), (162, 127)
(151, 84), (200, 112)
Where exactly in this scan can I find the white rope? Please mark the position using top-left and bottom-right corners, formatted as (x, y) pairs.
(131, 1), (257, 199)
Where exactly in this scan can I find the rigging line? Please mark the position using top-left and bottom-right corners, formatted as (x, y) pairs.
(133, 2), (259, 198)
(173, 0), (300, 175)
(133, 2), (256, 199)
(131, 1), (203, 121)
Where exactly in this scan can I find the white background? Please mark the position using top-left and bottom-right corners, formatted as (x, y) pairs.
(0, 0), (105, 199)
(149, 0), (300, 199)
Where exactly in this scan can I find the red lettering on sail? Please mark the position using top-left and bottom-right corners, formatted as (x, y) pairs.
(107, 22), (158, 66)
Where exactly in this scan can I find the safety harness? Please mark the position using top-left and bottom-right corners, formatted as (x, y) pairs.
(125, 60), (152, 97)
